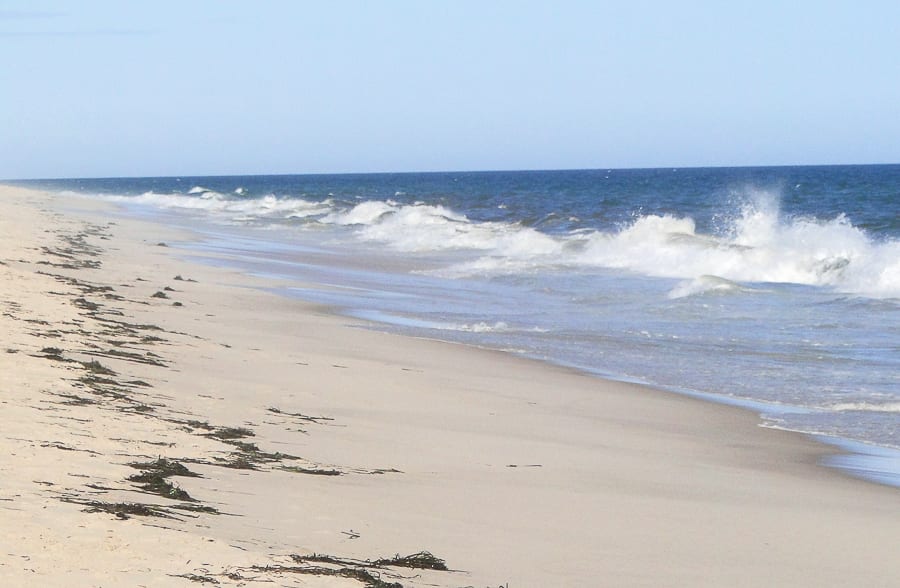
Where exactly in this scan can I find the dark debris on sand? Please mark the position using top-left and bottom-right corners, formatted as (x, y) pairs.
(22, 222), (453, 587)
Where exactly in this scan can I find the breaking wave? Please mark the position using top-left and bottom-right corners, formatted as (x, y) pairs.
(827, 402), (900, 413)
(101, 189), (334, 221)
(667, 275), (766, 299)
(95, 187), (900, 299)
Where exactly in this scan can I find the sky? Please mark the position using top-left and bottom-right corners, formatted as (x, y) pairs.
(1, 1), (899, 179)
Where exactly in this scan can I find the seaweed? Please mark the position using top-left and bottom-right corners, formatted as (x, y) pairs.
(36, 346), (69, 362)
(81, 359), (117, 376)
(256, 551), (451, 587)
(204, 426), (254, 441)
(61, 497), (176, 520)
(126, 458), (201, 502)
(184, 425), (301, 469)
(87, 348), (167, 367)
(127, 458), (201, 478)
(40, 441), (100, 455)
(128, 473), (191, 500)
(250, 563), (402, 588)
(171, 418), (215, 432)
(73, 297), (100, 311)
(170, 503), (220, 515)
(373, 552), (448, 571)
(75, 374), (132, 401)
(121, 403), (155, 413)
(170, 574), (220, 585)
(226, 440), (261, 453)
(279, 465), (342, 476)
(267, 406), (334, 424)
(52, 392), (98, 406)
(92, 315), (164, 334)
(215, 456), (258, 470)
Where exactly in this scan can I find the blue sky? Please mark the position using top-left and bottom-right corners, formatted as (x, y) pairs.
(2, 1), (898, 178)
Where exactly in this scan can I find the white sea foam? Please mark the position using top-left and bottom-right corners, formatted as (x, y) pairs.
(424, 206), (898, 299)
(667, 275), (762, 299)
(323, 200), (398, 226)
(426, 320), (548, 334)
(827, 402), (900, 413)
(97, 188), (900, 299)
(101, 190), (330, 221)
(426, 192), (898, 299)
(324, 201), (562, 256)
(573, 205), (874, 289)
(451, 321), (509, 333)
(354, 310), (543, 334)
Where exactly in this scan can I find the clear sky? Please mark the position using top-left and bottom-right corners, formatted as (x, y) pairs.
(2, 1), (898, 179)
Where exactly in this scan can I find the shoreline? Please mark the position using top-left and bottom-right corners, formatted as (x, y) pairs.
(164, 211), (900, 491)
(2, 184), (899, 586)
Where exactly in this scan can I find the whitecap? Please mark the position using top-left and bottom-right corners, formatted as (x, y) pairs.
(827, 402), (900, 413)
(667, 275), (758, 299)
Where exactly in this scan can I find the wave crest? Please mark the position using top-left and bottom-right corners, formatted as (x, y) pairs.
(827, 402), (900, 413)
(667, 275), (763, 299)
(94, 186), (900, 299)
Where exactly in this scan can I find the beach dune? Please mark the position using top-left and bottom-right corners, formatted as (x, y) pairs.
(1, 185), (898, 587)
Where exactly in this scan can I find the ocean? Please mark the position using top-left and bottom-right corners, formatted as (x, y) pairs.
(17, 165), (900, 485)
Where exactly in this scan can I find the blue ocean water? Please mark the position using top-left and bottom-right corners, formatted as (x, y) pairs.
(18, 166), (900, 482)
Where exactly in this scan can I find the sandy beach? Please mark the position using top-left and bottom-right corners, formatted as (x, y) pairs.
(1, 184), (898, 587)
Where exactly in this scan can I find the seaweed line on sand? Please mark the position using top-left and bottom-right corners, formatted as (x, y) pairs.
(218, 551), (450, 588)
(23, 220), (445, 586)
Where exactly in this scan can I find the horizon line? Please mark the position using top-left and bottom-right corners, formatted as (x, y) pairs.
(4, 160), (900, 182)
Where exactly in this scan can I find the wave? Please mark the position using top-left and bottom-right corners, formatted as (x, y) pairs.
(572, 201), (871, 288)
(353, 310), (545, 334)
(667, 275), (765, 299)
(440, 321), (514, 333)
(438, 192), (898, 299)
(90, 187), (900, 299)
(827, 402), (900, 413)
(100, 190), (333, 221)
(416, 193), (899, 299)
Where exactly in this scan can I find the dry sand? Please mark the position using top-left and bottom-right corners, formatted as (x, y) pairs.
(1, 185), (898, 587)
